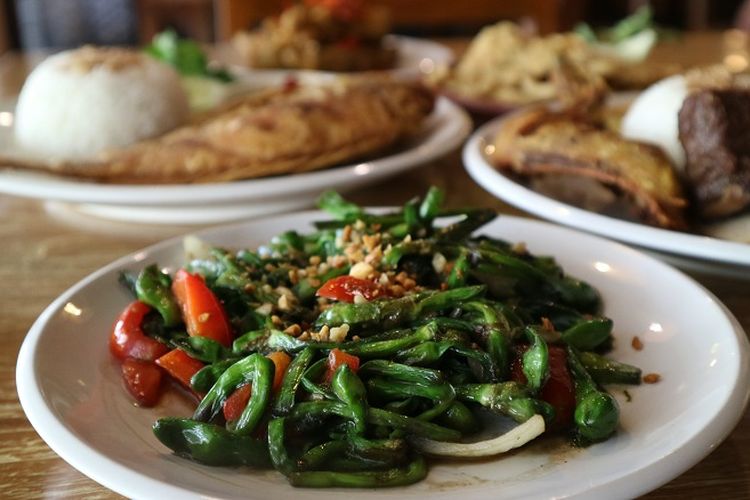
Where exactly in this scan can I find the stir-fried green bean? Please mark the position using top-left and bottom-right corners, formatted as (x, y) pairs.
(315, 286), (485, 331)
(153, 418), (270, 467)
(567, 347), (621, 443)
(456, 382), (554, 423)
(331, 365), (369, 434)
(274, 347), (316, 416)
(113, 187), (642, 488)
(562, 318), (614, 351)
(135, 264), (181, 326)
(522, 326), (549, 392)
(193, 353), (273, 436)
(578, 351), (642, 385)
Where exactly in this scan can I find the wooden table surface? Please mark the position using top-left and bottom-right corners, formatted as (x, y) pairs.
(1, 32), (750, 499)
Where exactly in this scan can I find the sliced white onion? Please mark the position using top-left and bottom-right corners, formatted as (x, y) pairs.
(410, 415), (545, 458)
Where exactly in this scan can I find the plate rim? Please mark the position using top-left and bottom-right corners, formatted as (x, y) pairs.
(463, 116), (750, 268)
(16, 212), (750, 499)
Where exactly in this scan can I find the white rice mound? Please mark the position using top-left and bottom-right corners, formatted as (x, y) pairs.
(14, 46), (189, 161)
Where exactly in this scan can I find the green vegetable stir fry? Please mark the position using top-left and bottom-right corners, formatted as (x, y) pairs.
(110, 188), (642, 488)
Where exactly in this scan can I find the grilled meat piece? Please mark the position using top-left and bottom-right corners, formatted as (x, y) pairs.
(678, 89), (750, 218)
(4, 79), (434, 184)
(492, 107), (686, 229)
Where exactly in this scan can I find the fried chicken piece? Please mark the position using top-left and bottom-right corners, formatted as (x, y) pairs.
(4, 79), (434, 184)
(492, 108), (686, 229)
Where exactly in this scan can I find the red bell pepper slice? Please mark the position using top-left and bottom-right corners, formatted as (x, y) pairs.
(223, 384), (252, 422)
(325, 348), (360, 381)
(121, 358), (163, 407)
(512, 345), (575, 431)
(109, 300), (169, 362)
(171, 269), (233, 347)
(316, 275), (383, 303)
(267, 351), (293, 392)
(221, 351), (291, 422)
(155, 348), (205, 390)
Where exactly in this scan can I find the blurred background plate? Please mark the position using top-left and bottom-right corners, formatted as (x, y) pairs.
(463, 114), (750, 273)
(0, 96), (470, 224)
(384, 35), (454, 76)
(222, 35), (453, 79)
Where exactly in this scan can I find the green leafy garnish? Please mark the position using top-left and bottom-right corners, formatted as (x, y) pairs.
(145, 30), (233, 83)
(574, 5), (654, 44)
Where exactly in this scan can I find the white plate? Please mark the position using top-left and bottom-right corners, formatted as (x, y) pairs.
(16, 212), (749, 499)
(463, 117), (750, 271)
(385, 35), (454, 77)
(0, 97), (469, 224)
(220, 35), (453, 78)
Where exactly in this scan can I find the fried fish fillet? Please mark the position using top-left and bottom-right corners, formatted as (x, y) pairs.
(5, 79), (434, 184)
(492, 107), (686, 229)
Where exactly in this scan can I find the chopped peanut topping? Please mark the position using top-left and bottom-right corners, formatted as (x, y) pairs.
(511, 242), (527, 254)
(350, 262), (375, 280)
(432, 252), (447, 273)
(255, 303), (273, 315)
(632, 336), (644, 351)
(541, 317), (555, 332)
(288, 269), (300, 284)
(284, 324), (302, 336)
(311, 325), (330, 342)
(330, 255), (347, 268)
(364, 245), (383, 266)
(362, 233), (381, 253)
(329, 324), (350, 343)
(277, 294), (292, 311)
(341, 225), (353, 243)
(394, 271), (417, 290)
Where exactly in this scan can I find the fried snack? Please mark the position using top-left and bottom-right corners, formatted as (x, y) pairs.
(232, 4), (396, 72)
(3, 79), (434, 184)
(492, 108), (686, 229)
(430, 23), (615, 107)
(430, 22), (674, 108)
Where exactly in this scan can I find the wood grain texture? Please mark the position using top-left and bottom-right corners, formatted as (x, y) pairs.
(1, 32), (749, 498)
